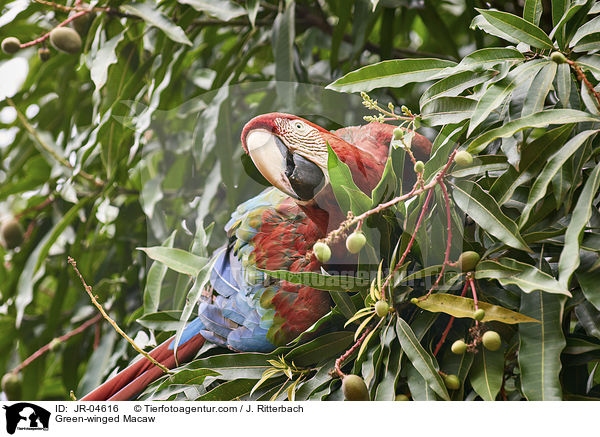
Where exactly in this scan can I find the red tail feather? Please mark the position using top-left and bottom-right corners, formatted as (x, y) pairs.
(80, 334), (206, 401)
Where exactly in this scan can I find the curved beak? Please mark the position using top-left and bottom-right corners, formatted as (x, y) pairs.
(244, 129), (325, 201)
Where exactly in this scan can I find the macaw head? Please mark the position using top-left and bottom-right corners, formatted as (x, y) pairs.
(241, 112), (430, 232)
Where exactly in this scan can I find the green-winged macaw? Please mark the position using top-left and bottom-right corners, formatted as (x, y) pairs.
(81, 113), (431, 400)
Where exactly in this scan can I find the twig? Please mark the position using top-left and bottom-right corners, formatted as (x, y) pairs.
(15, 196), (54, 220)
(567, 59), (600, 110)
(325, 149), (458, 242)
(19, 10), (89, 48)
(423, 180), (453, 299)
(334, 328), (371, 378)
(32, 0), (139, 19)
(6, 98), (103, 187)
(11, 313), (102, 375)
(67, 256), (170, 373)
(468, 275), (481, 328)
(381, 188), (434, 299)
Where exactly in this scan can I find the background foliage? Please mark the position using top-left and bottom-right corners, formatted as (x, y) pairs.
(1, 0), (599, 401)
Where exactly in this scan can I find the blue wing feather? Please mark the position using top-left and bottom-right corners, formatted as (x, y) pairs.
(173, 188), (290, 353)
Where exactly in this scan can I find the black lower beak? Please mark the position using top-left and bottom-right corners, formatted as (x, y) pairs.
(286, 153), (325, 201)
(273, 137), (324, 201)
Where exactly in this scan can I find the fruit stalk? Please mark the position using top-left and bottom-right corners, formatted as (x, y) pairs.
(334, 327), (371, 378)
(18, 10), (88, 49)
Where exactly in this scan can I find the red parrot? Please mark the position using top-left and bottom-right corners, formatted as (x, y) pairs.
(80, 113), (431, 401)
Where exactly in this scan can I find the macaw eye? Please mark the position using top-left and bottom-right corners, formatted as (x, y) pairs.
(294, 121), (304, 130)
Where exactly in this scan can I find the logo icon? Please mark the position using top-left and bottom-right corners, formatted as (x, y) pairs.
(3, 403), (50, 435)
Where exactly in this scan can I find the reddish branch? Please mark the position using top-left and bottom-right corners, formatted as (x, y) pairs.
(11, 313), (102, 375)
(567, 60), (600, 110)
(19, 10), (88, 48)
(334, 328), (371, 378)
(381, 188), (434, 299)
(14, 196), (54, 220)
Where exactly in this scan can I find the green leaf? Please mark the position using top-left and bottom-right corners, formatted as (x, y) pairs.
(577, 55), (600, 80)
(470, 15), (520, 44)
(329, 292), (357, 320)
(157, 369), (219, 388)
(559, 164), (600, 288)
(475, 8), (554, 49)
(184, 353), (272, 380)
(524, 0), (543, 25)
(406, 360), (439, 400)
(143, 232), (175, 314)
(34, 197), (90, 272)
(489, 124), (574, 205)
(519, 130), (598, 227)
(414, 293), (539, 324)
(326, 58), (456, 93)
(449, 155), (508, 178)
(441, 48), (525, 75)
(572, 32), (600, 52)
(272, 1), (295, 85)
(89, 32), (125, 93)
(469, 347), (504, 401)
(421, 96), (477, 126)
(285, 332), (354, 367)
(176, 0), (246, 20)
(420, 70), (495, 107)
(467, 109), (599, 153)
(137, 310), (183, 331)
(475, 258), (571, 296)
(578, 270), (600, 311)
(395, 317), (450, 400)
(468, 60), (548, 135)
(195, 379), (258, 401)
(451, 180), (531, 252)
(522, 62), (557, 117)
(518, 291), (566, 400)
(137, 247), (208, 276)
(570, 14), (600, 46)
(121, 3), (192, 45)
(327, 142), (364, 213)
(371, 157), (397, 206)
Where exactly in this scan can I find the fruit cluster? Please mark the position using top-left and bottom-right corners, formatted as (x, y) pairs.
(1, 8), (92, 61)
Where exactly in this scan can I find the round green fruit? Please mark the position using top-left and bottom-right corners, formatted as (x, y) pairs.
(454, 150), (473, 167)
(550, 51), (567, 64)
(410, 297), (419, 304)
(346, 231), (366, 254)
(49, 27), (82, 54)
(2, 37), (20, 54)
(342, 374), (369, 401)
(1, 218), (24, 250)
(482, 331), (501, 351)
(414, 160), (424, 174)
(71, 9), (94, 36)
(458, 251), (480, 272)
(473, 308), (486, 321)
(375, 300), (389, 318)
(313, 242), (331, 263)
(1, 373), (22, 400)
(38, 47), (51, 62)
(451, 339), (467, 355)
(393, 127), (404, 140)
(395, 394), (410, 401)
(443, 374), (460, 390)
